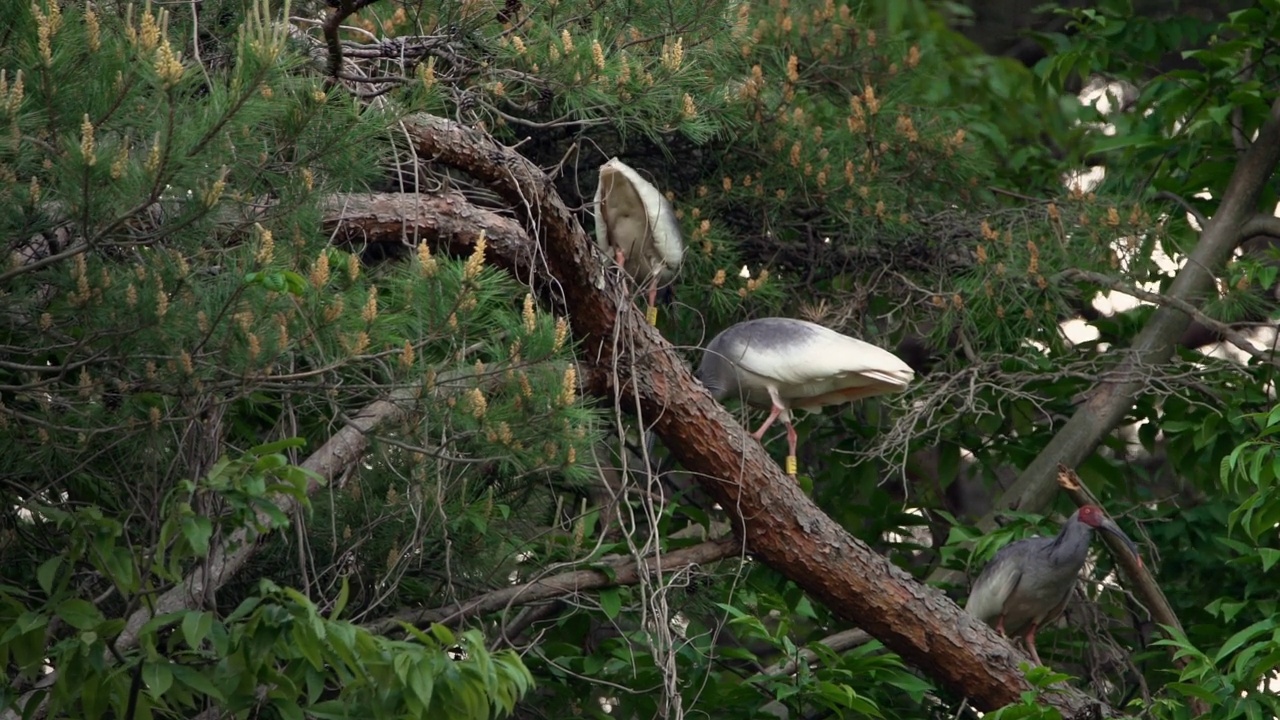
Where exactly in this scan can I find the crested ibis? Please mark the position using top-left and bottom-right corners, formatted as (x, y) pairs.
(696, 317), (915, 477)
(593, 158), (684, 326)
(965, 504), (1140, 666)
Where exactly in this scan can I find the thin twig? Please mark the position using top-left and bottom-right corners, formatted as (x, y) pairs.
(1154, 191), (1209, 231)
(1057, 268), (1279, 368)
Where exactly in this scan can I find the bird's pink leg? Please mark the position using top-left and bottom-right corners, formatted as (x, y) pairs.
(751, 404), (783, 440)
(995, 616), (1006, 636)
(757, 387), (800, 478)
(1024, 624), (1043, 666)
(615, 247), (626, 267)
(645, 277), (659, 326)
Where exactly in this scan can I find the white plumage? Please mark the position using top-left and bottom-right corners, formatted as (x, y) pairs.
(698, 317), (914, 476)
(593, 158), (684, 324)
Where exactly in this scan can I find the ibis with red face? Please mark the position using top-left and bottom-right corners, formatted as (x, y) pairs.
(965, 504), (1140, 665)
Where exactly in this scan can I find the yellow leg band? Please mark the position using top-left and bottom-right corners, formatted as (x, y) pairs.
(646, 305), (658, 326)
(785, 455), (797, 477)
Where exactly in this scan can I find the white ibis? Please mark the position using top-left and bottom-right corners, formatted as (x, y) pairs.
(965, 504), (1141, 666)
(697, 317), (915, 477)
(593, 158), (684, 326)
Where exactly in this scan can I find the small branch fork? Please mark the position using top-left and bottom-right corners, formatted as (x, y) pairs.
(1056, 268), (1279, 368)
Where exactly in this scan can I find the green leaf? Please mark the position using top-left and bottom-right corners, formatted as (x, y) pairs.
(252, 437), (307, 455)
(171, 661), (226, 702)
(331, 576), (350, 621)
(56, 599), (104, 630)
(408, 663), (435, 709)
(181, 611), (212, 649)
(1260, 548), (1280, 573)
(143, 661), (174, 698)
(1168, 682), (1221, 705)
(306, 701), (353, 720)
(182, 516), (213, 556)
(291, 624), (326, 670)
(1089, 132), (1160, 153)
(428, 623), (456, 647)
(599, 588), (622, 620)
(281, 270), (308, 296)
(1, 611), (47, 643)
(37, 557), (62, 595)
(1215, 618), (1276, 664)
(102, 547), (137, 593)
(271, 697), (305, 720)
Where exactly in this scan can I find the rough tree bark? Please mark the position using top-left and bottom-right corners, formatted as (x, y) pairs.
(398, 113), (1107, 716)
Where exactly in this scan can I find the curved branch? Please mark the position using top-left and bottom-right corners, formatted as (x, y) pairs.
(1057, 269), (1279, 368)
(1155, 190), (1209, 231)
(1240, 212), (1280, 242)
(368, 536), (743, 634)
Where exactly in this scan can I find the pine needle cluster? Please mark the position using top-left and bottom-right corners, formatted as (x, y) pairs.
(0, 0), (602, 620)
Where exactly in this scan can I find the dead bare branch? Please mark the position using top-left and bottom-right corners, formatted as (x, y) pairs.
(1055, 466), (1203, 714)
(1054, 466), (1183, 642)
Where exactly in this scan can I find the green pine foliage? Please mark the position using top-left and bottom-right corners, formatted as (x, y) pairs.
(0, 0), (607, 715)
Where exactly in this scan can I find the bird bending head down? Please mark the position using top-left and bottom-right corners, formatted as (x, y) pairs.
(593, 158), (684, 326)
(697, 317), (914, 478)
(964, 504), (1141, 666)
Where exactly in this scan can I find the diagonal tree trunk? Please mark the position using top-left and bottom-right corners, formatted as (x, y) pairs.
(994, 97), (1280, 516)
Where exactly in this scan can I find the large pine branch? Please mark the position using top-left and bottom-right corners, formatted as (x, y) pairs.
(398, 113), (1105, 716)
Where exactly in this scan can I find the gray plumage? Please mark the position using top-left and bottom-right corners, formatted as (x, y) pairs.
(697, 317), (914, 475)
(965, 505), (1139, 665)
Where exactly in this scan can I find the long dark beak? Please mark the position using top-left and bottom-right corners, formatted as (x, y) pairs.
(1098, 517), (1142, 567)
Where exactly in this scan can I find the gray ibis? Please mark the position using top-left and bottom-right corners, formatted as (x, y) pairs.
(697, 317), (915, 477)
(965, 504), (1140, 665)
(593, 158), (684, 326)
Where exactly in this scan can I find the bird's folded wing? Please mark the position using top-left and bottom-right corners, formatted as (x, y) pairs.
(966, 554), (1024, 621)
(731, 332), (914, 387)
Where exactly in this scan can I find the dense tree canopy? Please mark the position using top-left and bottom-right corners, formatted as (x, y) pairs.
(2, 0), (1280, 718)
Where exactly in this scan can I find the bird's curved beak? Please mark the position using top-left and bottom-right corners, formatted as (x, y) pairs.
(1097, 517), (1143, 568)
